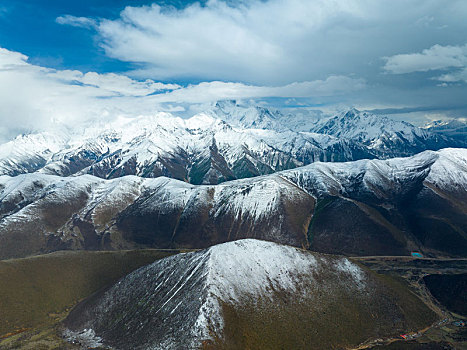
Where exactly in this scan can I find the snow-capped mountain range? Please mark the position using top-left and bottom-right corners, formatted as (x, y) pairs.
(0, 101), (463, 185)
(1, 148), (465, 260)
(422, 118), (467, 143)
(0, 102), (465, 260)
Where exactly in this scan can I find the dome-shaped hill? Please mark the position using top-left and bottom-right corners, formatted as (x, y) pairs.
(64, 239), (437, 350)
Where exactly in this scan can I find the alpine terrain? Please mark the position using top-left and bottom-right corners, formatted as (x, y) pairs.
(63, 239), (437, 350)
(2, 2), (467, 349)
(0, 102), (464, 185)
(0, 147), (465, 260)
(0, 105), (466, 350)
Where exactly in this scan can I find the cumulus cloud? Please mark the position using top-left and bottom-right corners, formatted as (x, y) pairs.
(56, 0), (467, 84)
(383, 44), (467, 74)
(50, 70), (180, 96)
(0, 48), (29, 66)
(2, 0), (467, 140)
(0, 47), (179, 141)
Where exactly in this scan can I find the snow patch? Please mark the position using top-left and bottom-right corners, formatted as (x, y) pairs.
(335, 258), (366, 288)
(64, 328), (107, 349)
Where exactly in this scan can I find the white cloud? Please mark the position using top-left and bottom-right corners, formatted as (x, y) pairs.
(3, 0), (467, 141)
(0, 48), (29, 67)
(52, 71), (180, 96)
(436, 68), (467, 83)
(56, 0), (467, 84)
(383, 44), (467, 74)
(0, 47), (180, 141)
(95, 0), (369, 83)
(0, 47), (364, 142)
(149, 76), (365, 104)
(56, 15), (97, 29)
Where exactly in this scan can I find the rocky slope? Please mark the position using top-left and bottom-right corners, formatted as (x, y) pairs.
(208, 101), (465, 156)
(63, 239), (437, 350)
(307, 108), (462, 157)
(0, 103), (463, 184)
(423, 119), (467, 143)
(0, 148), (465, 259)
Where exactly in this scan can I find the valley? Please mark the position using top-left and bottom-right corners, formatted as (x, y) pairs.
(354, 256), (467, 349)
(0, 244), (465, 349)
(0, 249), (182, 349)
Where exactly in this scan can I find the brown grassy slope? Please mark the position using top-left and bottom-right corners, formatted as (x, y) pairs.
(205, 264), (438, 350)
(0, 249), (178, 336)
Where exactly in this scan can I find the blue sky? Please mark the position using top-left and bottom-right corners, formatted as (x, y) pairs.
(0, 0), (196, 74)
(0, 0), (467, 141)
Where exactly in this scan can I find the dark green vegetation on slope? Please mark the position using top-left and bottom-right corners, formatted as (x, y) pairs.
(0, 249), (179, 337)
(305, 185), (467, 258)
(355, 257), (467, 349)
(1, 172), (465, 261)
(423, 273), (467, 316)
(62, 240), (439, 350)
(306, 196), (336, 246)
(1, 246), (465, 349)
(205, 270), (436, 350)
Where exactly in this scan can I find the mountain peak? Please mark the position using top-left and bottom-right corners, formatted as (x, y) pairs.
(0, 103), (463, 181)
(309, 108), (431, 147)
(423, 118), (467, 130)
(63, 238), (437, 349)
(342, 107), (361, 117)
(214, 99), (238, 109)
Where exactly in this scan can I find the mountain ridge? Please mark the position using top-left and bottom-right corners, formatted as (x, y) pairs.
(0, 104), (463, 184)
(63, 239), (437, 350)
(1, 148), (465, 260)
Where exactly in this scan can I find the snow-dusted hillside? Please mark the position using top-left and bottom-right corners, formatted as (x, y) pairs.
(0, 103), (462, 184)
(307, 108), (462, 156)
(63, 239), (435, 350)
(0, 132), (68, 176)
(423, 118), (467, 144)
(0, 148), (465, 259)
(310, 108), (423, 142)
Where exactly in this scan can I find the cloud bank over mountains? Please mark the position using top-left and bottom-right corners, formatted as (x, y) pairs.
(1, 0), (467, 141)
(0, 47), (364, 142)
(383, 44), (467, 87)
